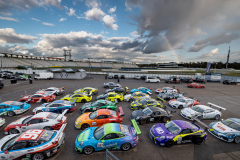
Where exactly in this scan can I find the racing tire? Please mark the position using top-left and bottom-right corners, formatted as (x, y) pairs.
(234, 136), (240, 144)
(83, 146), (94, 155)
(41, 99), (47, 103)
(36, 110), (43, 114)
(165, 140), (174, 148)
(43, 126), (53, 130)
(178, 105), (183, 109)
(32, 152), (45, 160)
(196, 115), (203, 120)
(81, 99), (87, 103)
(21, 100), (26, 103)
(163, 117), (170, 123)
(9, 128), (19, 134)
(214, 114), (220, 120)
(121, 143), (131, 151)
(117, 98), (121, 102)
(8, 111), (15, 117)
(140, 119), (147, 125)
(194, 137), (204, 145)
(81, 123), (90, 130)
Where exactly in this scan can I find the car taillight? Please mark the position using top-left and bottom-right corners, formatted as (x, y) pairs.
(52, 141), (58, 145)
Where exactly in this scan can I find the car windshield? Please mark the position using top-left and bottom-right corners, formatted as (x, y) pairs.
(94, 126), (105, 140)
(177, 98), (185, 103)
(139, 99), (148, 104)
(22, 116), (33, 124)
(48, 113), (59, 119)
(164, 121), (180, 135)
(39, 130), (55, 142)
(222, 119), (240, 131)
(120, 124), (130, 134)
(191, 106), (204, 113)
(89, 111), (98, 119)
(2, 135), (19, 151)
(110, 110), (117, 116)
(159, 108), (167, 114)
(142, 108), (152, 116)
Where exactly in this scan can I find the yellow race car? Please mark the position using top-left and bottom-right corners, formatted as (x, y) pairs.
(96, 92), (123, 102)
(61, 93), (92, 103)
(130, 98), (163, 110)
(74, 87), (98, 95)
(124, 92), (150, 102)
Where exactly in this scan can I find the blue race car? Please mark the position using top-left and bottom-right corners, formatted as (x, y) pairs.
(149, 120), (207, 148)
(131, 87), (152, 95)
(75, 123), (140, 154)
(32, 100), (77, 114)
(0, 101), (31, 117)
(208, 118), (240, 143)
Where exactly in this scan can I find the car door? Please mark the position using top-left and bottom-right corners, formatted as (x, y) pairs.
(150, 111), (161, 122)
(98, 133), (119, 150)
(203, 109), (215, 119)
(7, 142), (28, 159)
(178, 129), (193, 144)
(29, 95), (40, 103)
(95, 115), (108, 126)
(108, 94), (115, 102)
(21, 119), (41, 132)
(45, 104), (58, 112)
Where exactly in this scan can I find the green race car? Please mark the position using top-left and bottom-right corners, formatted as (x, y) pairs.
(130, 98), (163, 110)
(79, 100), (117, 114)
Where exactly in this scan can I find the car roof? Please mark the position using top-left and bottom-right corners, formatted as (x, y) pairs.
(229, 118), (240, 125)
(1, 101), (20, 105)
(104, 123), (121, 134)
(173, 120), (199, 130)
(194, 105), (213, 110)
(47, 87), (57, 89)
(148, 107), (162, 111)
(32, 112), (51, 118)
(16, 129), (45, 142)
(98, 109), (111, 115)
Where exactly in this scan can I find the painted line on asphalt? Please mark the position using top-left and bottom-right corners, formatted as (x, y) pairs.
(0, 85), (38, 97)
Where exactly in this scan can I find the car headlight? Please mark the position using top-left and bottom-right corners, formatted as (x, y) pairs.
(160, 136), (165, 140)
(227, 133), (233, 136)
(78, 121), (82, 124)
(79, 141), (84, 146)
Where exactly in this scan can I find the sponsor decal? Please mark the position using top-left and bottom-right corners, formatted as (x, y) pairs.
(156, 127), (164, 134)
(20, 130), (42, 140)
(217, 124), (226, 131)
(177, 137), (182, 144)
(182, 140), (192, 143)
(92, 122), (97, 125)
(97, 143), (117, 148)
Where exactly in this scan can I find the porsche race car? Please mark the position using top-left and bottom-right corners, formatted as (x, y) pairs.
(36, 87), (65, 96)
(74, 87), (98, 95)
(96, 92), (123, 102)
(187, 83), (205, 88)
(124, 92), (150, 102)
(0, 101), (31, 117)
(155, 87), (177, 94)
(157, 92), (184, 101)
(103, 82), (121, 88)
(168, 97), (200, 109)
(61, 93), (92, 103)
(131, 87), (152, 95)
(130, 98), (163, 110)
(105, 87), (128, 95)
(18, 92), (56, 103)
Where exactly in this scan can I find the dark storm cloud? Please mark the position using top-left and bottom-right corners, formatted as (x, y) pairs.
(113, 41), (142, 50)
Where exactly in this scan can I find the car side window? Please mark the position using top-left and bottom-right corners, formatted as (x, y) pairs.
(96, 115), (105, 119)
(9, 142), (28, 150)
(4, 105), (10, 108)
(103, 133), (119, 140)
(180, 129), (191, 134)
(117, 133), (125, 138)
(154, 111), (160, 115)
(27, 119), (41, 124)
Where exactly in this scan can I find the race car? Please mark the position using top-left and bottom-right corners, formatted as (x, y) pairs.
(18, 92), (56, 103)
(223, 80), (238, 85)
(32, 100), (77, 114)
(96, 92), (123, 102)
(155, 87), (178, 94)
(208, 118), (240, 143)
(105, 87), (128, 95)
(157, 92), (184, 101)
(149, 120), (207, 147)
(80, 100), (117, 114)
(75, 123), (140, 155)
(75, 108), (124, 130)
(130, 98), (163, 110)
(0, 111), (7, 127)
(187, 83), (205, 88)
(131, 87), (152, 95)
(0, 124), (66, 160)
(60, 93), (92, 103)
(36, 87), (65, 96)
(168, 97), (200, 109)
(0, 101), (31, 117)
(124, 92), (150, 102)
(180, 103), (226, 120)
(131, 107), (173, 125)
(74, 87), (98, 95)
(4, 110), (68, 135)
(103, 82), (121, 88)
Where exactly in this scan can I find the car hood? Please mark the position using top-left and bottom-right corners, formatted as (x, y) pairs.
(151, 123), (176, 137)
(212, 122), (238, 133)
(76, 113), (91, 122)
(77, 127), (96, 142)
(169, 100), (184, 105)
(0, 134), (19, 151)
(181, 108), (199, 116)
(131, 110), (145, 118)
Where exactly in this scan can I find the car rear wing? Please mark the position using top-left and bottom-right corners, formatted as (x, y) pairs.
(52, 123), (67, 142)
(164, 105), (176, 114)
(118, 107), (124, 117)
(59, 87), (65, 90)
(57, 109), (68, 121)
(70, 99), (77, 104)
(131, 119), (141, 135)
(207, 102), (226, 111)
(192, 117), (213, 132)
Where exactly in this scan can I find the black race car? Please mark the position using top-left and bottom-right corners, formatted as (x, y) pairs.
(105, 87), (127, 95)
(120, 75), (125, 79)
(223, 80), (237, 85)
(180, 77), (193, 83)
(130, 107), (173, 125)
(114, 75), (119, 79)
(193, 78), (206, 83)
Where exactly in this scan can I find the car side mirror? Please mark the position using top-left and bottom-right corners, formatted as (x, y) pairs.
(4, 150), (8, 154)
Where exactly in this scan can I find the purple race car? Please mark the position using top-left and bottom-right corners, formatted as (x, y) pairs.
(149, 120), (207, 148)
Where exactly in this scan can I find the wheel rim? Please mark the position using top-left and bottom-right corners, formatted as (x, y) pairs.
(167, 141), (173, 147)
(122, 143), (130, 150)
(196, 138), (203, 144)
(10, 129), (18, 134)
(84, 146), (93, 154)
(82, 124), (89, 129)
(235, 137), (240, 143)
(8, 111), (14, 116)
(33, 153), (44, 160)
(215, 115), (220, 120)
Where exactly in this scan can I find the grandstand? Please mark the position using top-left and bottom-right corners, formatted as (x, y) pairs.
(0, 52), (138, 69)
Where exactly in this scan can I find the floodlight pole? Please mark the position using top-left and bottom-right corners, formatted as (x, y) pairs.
(88, 58), (92, 79)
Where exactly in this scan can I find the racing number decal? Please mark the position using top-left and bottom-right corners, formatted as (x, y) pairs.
(92, 122), (97, 125)
(20, 130), (42, 140)
(97, 143), (104, 147)
(177, 137), (182, 144)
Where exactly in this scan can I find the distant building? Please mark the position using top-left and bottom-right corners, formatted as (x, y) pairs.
(157, 62), (184, 68)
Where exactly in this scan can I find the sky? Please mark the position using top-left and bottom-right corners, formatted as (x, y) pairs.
(0, 0), (240, 64)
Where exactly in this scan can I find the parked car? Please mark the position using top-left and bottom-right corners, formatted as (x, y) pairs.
(134, 75), (141, 79)
(223, 80), (237, 85)
(145, 76), (160, 83)
(107, 75), (113, 79)
(120, 75), (125, 79)
(140, 75), (147, 80)
(180, 77), (193, 83)
(165, 77), (181, 84)
(103, 82), (121, 88)
(193, 78), (206, 83)
(114, 75), (119, 79)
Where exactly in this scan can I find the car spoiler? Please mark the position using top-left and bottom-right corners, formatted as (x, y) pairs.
(131, 119), (141, 135)
(59, 87), (65, 90)
(192, 117), (213, 132)
(118, 107), (124, 116)
(207, 102), (226, 111)
(70, 99), (77, 104)
(189, 97), (200, 102)
(57, 109), (68, 121)
(164, 105), (176, 114)
(52, 123), (67, 142)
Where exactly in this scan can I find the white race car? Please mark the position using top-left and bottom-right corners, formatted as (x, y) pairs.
(0, 124), (66, 160)
(155, 87), (177, 94)
(168, 97), (200, 109)
(180, 103), (226, 120)
(4, 110), (68, 135)
(36, 87), (65, 96)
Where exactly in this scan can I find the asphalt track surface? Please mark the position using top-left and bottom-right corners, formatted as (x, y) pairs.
(1, 75), (240, 160)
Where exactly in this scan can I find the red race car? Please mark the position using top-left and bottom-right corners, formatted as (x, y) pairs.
(187, 83), (205, 88)
(18, 92), (56, 103)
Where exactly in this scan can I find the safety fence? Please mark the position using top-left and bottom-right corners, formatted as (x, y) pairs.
(0, 69), (47, 74)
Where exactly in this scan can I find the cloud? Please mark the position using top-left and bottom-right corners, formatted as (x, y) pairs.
(67, 8), (76, 16)
(113, 41), (142, 50)
(130, 31), (139, 38)
(0, 16), (18, 22)
(0, 28), (37, 44)
(42, 22), (55, 26)
(188, 33), (240, 52)
(109, 6), (116, 14)
(31, 18), (41, 22)
(108, 37), (131, 42)
(85, 8), (105, 21)
(103, 15), (118, 30)
(100, 31), (109, 34)
(85, 0), (101, 8)
(60, 18), (66, 22)
(199, 48), (220, 58)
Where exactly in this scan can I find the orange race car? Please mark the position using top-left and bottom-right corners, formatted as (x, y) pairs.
(75, 108), (124, 130)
